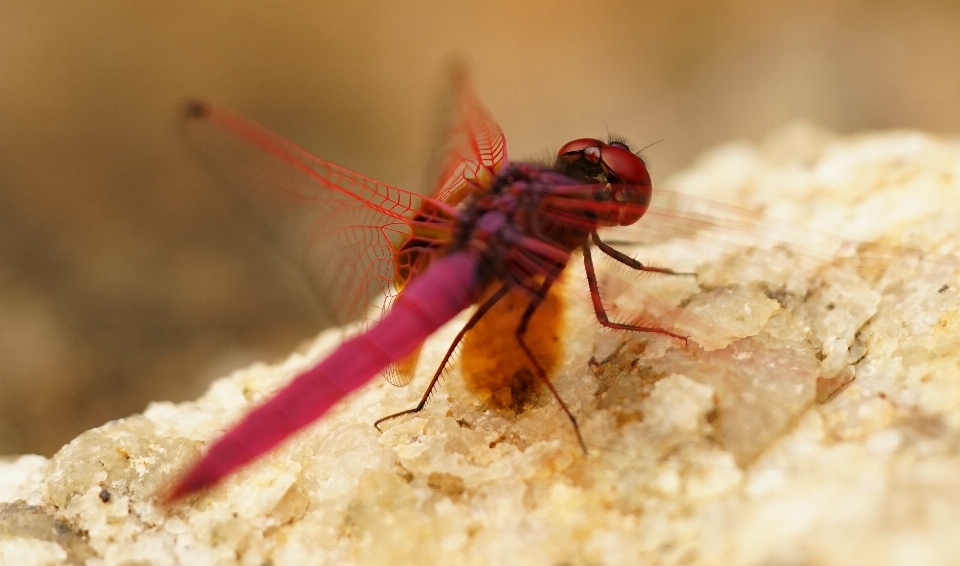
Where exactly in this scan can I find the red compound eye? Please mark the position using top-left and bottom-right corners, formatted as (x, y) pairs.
(557, 138), (604, 163)
(597, 143), (650, 186)
(598, 143), (652, 226)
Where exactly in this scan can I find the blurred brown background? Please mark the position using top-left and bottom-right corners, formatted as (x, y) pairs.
(2, 1), (959, 456)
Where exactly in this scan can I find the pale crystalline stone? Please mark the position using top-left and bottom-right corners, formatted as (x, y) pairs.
(0, 455), (48, 506)
(2, 125), (960, 565)
(0, 537), (68, 566)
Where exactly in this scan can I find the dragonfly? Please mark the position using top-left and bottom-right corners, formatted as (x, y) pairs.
(167, 77), (694, 500)
(168, 77), (960, 501)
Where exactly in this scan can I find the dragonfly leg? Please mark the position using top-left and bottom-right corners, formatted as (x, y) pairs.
(374, 284), (511, 432)
(514, 277), (588, 454)
(591, 231), (696, 276)
(582, 243), (689, 345)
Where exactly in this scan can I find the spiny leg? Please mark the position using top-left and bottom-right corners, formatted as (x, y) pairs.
(582, 243), (689, 345)
(591, 231), (697, 277)
(374, 284), (511, 431)
(514, 276), (588, 454)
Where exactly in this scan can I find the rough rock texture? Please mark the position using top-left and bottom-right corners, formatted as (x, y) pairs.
(3, 123), (960, 565)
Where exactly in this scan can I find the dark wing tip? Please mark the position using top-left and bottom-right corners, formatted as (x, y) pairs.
(182, 99), (212, 120)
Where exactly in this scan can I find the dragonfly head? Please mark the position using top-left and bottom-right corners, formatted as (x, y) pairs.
(556, 138), (652, 226)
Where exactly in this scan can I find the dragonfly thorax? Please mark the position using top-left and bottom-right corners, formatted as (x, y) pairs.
(439, 164), (599, 296)
(455, 165), (588, 246)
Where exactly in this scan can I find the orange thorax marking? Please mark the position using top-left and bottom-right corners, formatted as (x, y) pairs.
(461, 276), (566, 410)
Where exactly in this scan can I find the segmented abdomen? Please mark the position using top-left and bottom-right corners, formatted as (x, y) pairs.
(170, 251), (480, 498)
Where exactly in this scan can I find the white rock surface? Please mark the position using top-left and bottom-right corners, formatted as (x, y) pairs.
(3, 123), (960, 565)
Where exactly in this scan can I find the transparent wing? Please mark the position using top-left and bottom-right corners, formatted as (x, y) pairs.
(593, 188), (960, 353)
(183, 101), (453, 327)
(428, 69), (507, 204)
(601, 188), (960, 273)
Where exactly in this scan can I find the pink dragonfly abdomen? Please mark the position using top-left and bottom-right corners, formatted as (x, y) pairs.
(168, 251), (480, 499)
